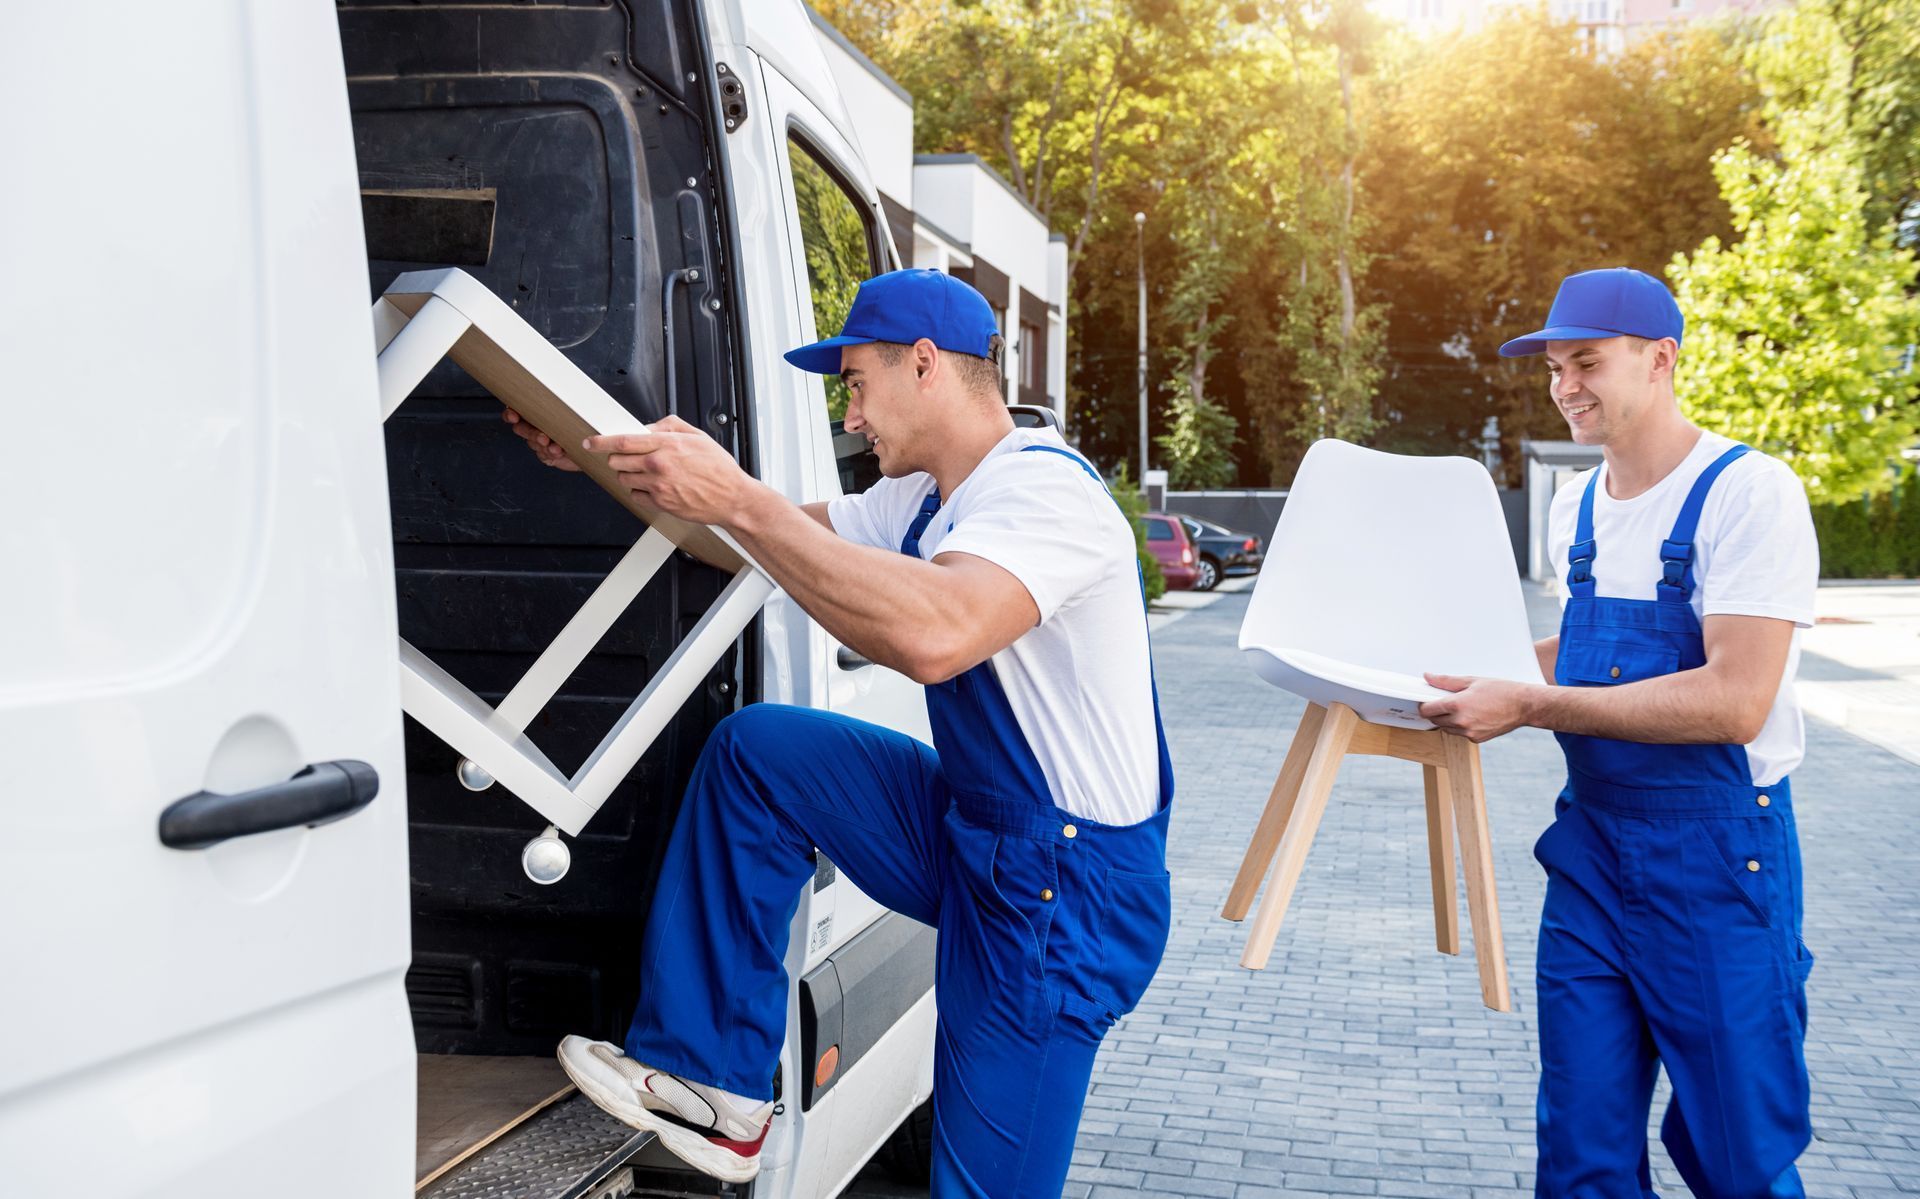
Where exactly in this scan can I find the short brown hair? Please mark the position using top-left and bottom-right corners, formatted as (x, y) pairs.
(874, 336), (1006, 398)
(1624, 334), (1679, 362)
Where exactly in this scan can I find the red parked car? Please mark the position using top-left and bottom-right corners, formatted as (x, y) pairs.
(1142, 512), (1200, 590)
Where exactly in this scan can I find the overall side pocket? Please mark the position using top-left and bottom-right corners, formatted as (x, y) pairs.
(1091, 867), (1173, 1020)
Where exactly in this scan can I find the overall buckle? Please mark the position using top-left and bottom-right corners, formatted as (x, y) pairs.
(1658, 538), (1693, 591)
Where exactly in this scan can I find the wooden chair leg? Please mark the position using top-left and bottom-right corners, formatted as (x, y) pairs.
(1442, 736), (1511, 1012)
(1240, 702), (1359, 970)
(1223, 704), (1328, 922)
(1422, 764), (1460, 956)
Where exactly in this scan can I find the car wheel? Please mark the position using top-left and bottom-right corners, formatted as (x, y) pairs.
(1195, 556), (1220, 591)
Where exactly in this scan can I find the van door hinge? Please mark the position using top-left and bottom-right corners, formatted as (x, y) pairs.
(716, 62), (748, 133)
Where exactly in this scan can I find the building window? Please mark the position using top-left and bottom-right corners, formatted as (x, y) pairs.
(1020, 321), (1042, 391)
(787, 136), (878, 422)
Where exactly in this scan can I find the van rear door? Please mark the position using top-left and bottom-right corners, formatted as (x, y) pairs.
(0, 3), (413, 1196)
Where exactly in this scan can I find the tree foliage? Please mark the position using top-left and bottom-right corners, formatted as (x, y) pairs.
(820, 0), (1919, 508)
(1107, 463), (1168, 601)
(1670, 1), (1920, 504)
(1359, 11), (1765, 476)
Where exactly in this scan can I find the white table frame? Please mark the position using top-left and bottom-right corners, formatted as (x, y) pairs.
(374, 268), (774, 837)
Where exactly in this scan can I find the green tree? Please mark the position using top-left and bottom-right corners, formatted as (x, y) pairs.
(1156, 391), (1240, 488)
(831, 0), (1260, 471)
(1898, 467), (1920, 576)
(1358, 11), (1764, 477)
(1758, 0), (1920, 236)
(1669, 4), (1920, 504)
(1107, 463), (1167, 601)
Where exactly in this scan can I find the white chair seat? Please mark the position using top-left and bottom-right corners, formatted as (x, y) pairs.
(1241, 644), (1449, 729)
(1238, 438), (1542, 706)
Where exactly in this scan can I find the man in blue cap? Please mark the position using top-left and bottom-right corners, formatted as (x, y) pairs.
(507, 269), (1173, 1195)
(1417, 267), (1819, 1196)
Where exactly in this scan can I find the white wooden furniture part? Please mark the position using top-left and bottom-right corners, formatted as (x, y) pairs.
(374, 268), (775, 839)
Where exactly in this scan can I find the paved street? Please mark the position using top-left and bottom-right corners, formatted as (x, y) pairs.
(1800, 583), (1920, 768)
(853, 579), (1920, 1197)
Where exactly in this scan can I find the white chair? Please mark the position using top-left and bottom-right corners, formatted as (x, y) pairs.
(1222, 439), (1540, 1010)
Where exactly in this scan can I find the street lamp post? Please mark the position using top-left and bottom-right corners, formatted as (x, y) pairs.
(1135, 210), (1147, 490)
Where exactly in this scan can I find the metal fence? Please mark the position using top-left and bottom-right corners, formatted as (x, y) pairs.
(1163, 489), (1531, 573)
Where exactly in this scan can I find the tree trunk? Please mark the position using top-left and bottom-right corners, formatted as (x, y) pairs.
(1336, 42), (1357, 351)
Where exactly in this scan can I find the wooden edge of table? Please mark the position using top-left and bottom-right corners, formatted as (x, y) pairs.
(384, 278), (746, 575)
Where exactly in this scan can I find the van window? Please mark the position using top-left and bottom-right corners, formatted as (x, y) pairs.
(788, 136), (878, 423)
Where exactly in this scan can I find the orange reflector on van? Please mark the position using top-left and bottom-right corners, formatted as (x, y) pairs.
(815, 1045), (841, 1088)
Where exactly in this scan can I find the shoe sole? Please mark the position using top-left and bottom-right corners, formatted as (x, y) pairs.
(556, 1042), (762, 1185)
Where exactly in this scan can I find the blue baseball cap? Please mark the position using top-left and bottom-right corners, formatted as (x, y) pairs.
(1498, 267), (1684, 357)
(783, 269), (1000, 374)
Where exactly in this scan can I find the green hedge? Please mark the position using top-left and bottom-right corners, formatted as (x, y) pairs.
(1108, 466), (1168, 603)
(1812, 467), (1920, 578)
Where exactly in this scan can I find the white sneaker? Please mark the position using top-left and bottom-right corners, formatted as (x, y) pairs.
(556, 1035), (773, 1183)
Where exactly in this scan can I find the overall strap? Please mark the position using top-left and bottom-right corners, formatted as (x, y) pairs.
(1657, 443), (1750, 604)
(1566, 468), (1602, 599)
(897, 486), (942, 558)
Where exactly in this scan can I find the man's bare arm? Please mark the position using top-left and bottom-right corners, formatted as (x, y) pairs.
(1423, 615), (1793, 744)
(732, 484), (1036, 684)
(577, 420), (1034, 682)
(1534, 635), (1558, 682)
(1524, 615), (1790, 743)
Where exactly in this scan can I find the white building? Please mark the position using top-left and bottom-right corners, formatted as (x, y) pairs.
(811, 11), (1070, 419)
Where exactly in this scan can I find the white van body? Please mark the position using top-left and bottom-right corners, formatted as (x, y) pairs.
(0, 2), (936, 1196)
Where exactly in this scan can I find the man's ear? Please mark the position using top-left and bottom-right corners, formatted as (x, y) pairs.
(913, 338), (939, 383)
(1651, 337), (1679, 382)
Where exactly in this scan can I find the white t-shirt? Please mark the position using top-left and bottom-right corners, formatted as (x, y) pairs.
(827, 427), (1160, 825)
(1547, 430), (1819, 785)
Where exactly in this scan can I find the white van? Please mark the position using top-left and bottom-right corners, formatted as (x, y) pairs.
(0, 2), (976, 1195)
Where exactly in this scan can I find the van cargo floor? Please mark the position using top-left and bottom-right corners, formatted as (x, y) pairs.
(418, 1054), (573, 1180)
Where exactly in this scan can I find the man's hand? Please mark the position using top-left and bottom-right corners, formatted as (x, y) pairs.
(502, 407), (581, 471)
(585, 414), (755, 527)
(1419, 674), (1539, 743)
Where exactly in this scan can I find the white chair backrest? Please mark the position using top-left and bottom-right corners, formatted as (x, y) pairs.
(1240, 439), (1542, 684)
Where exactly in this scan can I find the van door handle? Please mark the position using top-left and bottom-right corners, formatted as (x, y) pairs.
(159, 761), (381, 850)
(835, 647), (873, 671)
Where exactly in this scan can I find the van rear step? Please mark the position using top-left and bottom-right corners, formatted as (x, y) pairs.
(418, 1089), (654, 1199)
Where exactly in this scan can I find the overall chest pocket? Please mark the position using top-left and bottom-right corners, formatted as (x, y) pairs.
(1557, 639), (1680, 686)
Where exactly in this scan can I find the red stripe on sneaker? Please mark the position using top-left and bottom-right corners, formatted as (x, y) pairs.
(706, 1120), (770, 1158)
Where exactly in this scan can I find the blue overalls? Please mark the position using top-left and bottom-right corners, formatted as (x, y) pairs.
(1535, 444), (1814, 1198)
(626, 445), (1174, 1196)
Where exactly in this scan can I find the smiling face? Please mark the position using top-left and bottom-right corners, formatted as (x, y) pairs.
(1544, 336), (1675, 446)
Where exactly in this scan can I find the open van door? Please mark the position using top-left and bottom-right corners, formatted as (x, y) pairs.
(0, 4), (413, 1196)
